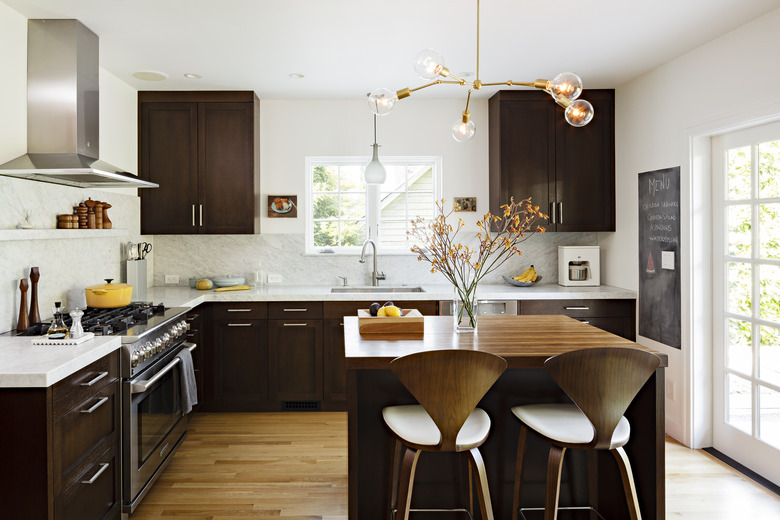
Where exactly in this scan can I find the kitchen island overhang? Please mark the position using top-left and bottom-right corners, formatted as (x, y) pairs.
(344, 314), (667, 520)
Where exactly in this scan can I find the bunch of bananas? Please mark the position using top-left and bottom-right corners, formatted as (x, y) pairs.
(513, 265), (538, 283)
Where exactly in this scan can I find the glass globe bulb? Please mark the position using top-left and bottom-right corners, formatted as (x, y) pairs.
(368, 88), (398, 116)
(549, 72), (583, 104)
(565, 99), (594, 127)
(414, 48), (446, 80)
(451, 119), (476, 142)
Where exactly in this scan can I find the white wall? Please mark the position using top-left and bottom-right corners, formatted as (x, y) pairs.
(0, 7), (145, 333)
(604, 7), (780, 444)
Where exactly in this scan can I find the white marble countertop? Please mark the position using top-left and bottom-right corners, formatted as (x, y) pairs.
(0, 282), (634, 389)
(0, 336), (121, 388)
(146, 283), (636, 308)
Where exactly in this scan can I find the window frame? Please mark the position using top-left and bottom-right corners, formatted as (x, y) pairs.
(305, 155), (442, 255)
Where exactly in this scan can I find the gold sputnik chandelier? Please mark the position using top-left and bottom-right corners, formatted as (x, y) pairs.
(367, 0), (594, 142)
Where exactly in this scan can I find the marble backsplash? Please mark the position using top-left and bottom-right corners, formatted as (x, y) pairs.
(0, 176), (147, 333)
(151, 232), (597, 288)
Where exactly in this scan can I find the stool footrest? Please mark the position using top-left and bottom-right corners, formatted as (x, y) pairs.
(519, 506), (606, 520)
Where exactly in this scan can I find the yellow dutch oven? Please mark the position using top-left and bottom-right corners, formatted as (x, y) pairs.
(85, 278), (133, 308)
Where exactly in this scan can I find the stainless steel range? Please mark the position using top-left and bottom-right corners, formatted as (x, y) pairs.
(23, 303), (197, 518)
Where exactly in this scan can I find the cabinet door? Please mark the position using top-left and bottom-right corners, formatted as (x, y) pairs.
(185, 309), (204, 409)
(323, 318), (347, 403)
(268, 320), (323, 402)
(489, 92), (555, 218)
(212, 319), (268, 410)
(554, 89), (615, 232)
(198, 102), (256, 234)
(140, 102), (198, 234)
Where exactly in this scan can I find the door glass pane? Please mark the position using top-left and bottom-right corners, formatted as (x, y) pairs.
(408, 165), (434, 191)
(727, 319), (752, 375)
(727, 146), (752, 200)
(728, 262), (752, 316)
(726, 374), (752, 434)
(758, 140), (780, 199)
(340, 220), (365, 247)
(313, 220), (339, 248)
(341, 193), (367, 220)
(759, 386), (780, 449)
(379, 220), (409, 248)
(759, 265), (780, 323)
(728, 204), (752, 257)
(759, 325), (780, 386)
(382, 165), (408, 191)
(759, 203), (780, 260)
(340, 165), (366, 191)
(313, 165), (337, 192)
(313, 193), (339, 219)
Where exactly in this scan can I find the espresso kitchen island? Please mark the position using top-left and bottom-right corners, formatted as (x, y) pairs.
(344, 314), (667, 520)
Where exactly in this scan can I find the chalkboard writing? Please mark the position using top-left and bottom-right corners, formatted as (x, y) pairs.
(638, 167), (681, 348)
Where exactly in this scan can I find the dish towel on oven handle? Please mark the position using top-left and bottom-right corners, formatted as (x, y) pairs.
(177, 346), (198, 414)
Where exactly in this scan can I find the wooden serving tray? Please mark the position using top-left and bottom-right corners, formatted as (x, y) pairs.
(358, 308), (424, 335)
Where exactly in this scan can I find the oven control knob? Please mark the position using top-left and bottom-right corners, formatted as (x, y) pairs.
(154, 338), (163, 353)
(162, 333), (171, 347)
(131, 351), (141, 366)
(180, 320), (188, 334)
(144, 341), (153, 358)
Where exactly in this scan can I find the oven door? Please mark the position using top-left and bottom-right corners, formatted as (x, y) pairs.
(122, 341), (196, 513)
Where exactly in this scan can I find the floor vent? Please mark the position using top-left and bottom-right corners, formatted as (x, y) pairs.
(282, 401), (321, 411)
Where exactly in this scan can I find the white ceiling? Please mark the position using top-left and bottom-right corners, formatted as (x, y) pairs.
(4, 0), (780, 100)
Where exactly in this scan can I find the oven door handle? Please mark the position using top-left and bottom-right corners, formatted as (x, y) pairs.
(130, 342), (197, 395)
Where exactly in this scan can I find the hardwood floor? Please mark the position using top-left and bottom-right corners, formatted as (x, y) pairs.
(130, 412), (780, 520)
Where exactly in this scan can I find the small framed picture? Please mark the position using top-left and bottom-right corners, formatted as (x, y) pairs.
(268, 195), (298, 218)
(454, 197), (476, 212)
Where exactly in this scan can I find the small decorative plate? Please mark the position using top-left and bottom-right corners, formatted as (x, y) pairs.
(271, 198), (293, 213)
(502, 275), (542, 287)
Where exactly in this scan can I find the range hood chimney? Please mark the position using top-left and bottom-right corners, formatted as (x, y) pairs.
(0, 19), (157, 189)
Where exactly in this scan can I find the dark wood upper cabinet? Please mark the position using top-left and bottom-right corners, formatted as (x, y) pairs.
(488, 89), (615, 232)
(139, 91), (260, 235)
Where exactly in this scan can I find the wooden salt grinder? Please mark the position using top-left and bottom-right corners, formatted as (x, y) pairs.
(29, 267), (41, 324)
(95, 201), (104, 229)
(17, 279), (29, 332)
(102, 202), (113, 229)
(85, 198), (96, 229)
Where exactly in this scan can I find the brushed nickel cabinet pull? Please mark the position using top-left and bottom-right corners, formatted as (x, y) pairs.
(581, 320), (590, 324)
(227, 323), (252, 327)
(558, 202), (564, 224)
(283, 308), (308, 312)
(192, 204), (195, 226)
(199, 204), (203, 226)
(81, 462), (109, 484)
(81, 396), (109, 414)
(80, 371), (108, 387)
(283, 323), (307, 327)
(227, 308), (252, 312)
(550, 202), (557, 224)
(565, 306), (590, 310)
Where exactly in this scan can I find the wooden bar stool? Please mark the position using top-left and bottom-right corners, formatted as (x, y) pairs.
(383, 349), (507, 520)
(510, 347), (661, 520)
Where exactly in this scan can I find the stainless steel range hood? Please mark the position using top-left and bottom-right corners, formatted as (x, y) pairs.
(0, 19), (158, 189)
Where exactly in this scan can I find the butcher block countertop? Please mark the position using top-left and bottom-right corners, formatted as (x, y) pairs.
(344, 314), (668, 369)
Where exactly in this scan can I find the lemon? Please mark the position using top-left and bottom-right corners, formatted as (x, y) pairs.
(377, 306), (387, 317)
(384, 305), (401, 317)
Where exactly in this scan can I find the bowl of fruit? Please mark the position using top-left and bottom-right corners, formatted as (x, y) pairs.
(502, 265), (541, 287)
(358, 301), (424, 334)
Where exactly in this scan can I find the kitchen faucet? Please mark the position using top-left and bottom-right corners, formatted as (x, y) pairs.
(359, 239), (385, 286)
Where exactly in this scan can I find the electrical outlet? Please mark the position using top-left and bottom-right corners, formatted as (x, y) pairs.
(267, 273), (283, 284)
(666, 381), (675, 400)
(164, 275), (180, 285)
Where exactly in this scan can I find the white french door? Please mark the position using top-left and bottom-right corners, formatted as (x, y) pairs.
(711, 121), (780, 486)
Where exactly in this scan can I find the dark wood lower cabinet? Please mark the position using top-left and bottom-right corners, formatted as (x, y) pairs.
(519, 298), (636, 340)
(323, 319), (348, 403)
(0, 351), (120, 520)
(268, 320), (323, 402)
(212, 315), (269, 411)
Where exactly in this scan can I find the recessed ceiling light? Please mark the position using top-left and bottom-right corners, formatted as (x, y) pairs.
(132, 70), (168, 81)
(184, 73), (201, 79)
(289, 73), (305, 79)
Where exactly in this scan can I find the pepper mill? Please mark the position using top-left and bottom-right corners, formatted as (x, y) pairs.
(29, 267), (41, 324)
(85, 198), (96, 229)
(95, 200), (104, 229)
(102, 202), (112, 229)
(17, 279), (29, 332)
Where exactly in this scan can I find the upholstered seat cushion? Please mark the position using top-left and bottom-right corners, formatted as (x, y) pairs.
(382, 404), (492, 450)
(511, 403), (630, 449)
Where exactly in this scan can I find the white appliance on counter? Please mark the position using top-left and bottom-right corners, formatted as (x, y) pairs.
(558, 246), (600, 286)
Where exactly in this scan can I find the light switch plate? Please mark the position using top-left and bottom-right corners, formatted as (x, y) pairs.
(164, 274), (180, 285)
(267, 273), (283, 284)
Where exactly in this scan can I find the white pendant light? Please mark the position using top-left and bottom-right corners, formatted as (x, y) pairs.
(364, 115), (386, 184)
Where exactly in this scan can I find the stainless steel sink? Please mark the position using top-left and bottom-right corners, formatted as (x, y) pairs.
(330, 286), (425, 293)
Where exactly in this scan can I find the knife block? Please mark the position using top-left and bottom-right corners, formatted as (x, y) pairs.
(126, 259), (147, 301)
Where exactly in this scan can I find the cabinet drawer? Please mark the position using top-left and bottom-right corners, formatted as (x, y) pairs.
(53, 351), (119, 418)
(54, 382), (119, 495)
(323, 300), (438, 320)
(212, 302), (267, 320)
(268, 301), (323, 319)
(519, 299), (633, 318)
(55, 443), (120, 520)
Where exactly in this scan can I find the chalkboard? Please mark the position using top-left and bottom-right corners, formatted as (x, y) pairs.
(638, 167), (681, 348)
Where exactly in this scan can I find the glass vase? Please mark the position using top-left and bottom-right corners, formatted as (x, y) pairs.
(453, 286), (478, 333)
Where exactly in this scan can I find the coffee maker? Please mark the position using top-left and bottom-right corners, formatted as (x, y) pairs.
(558, 246), (600, 286)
